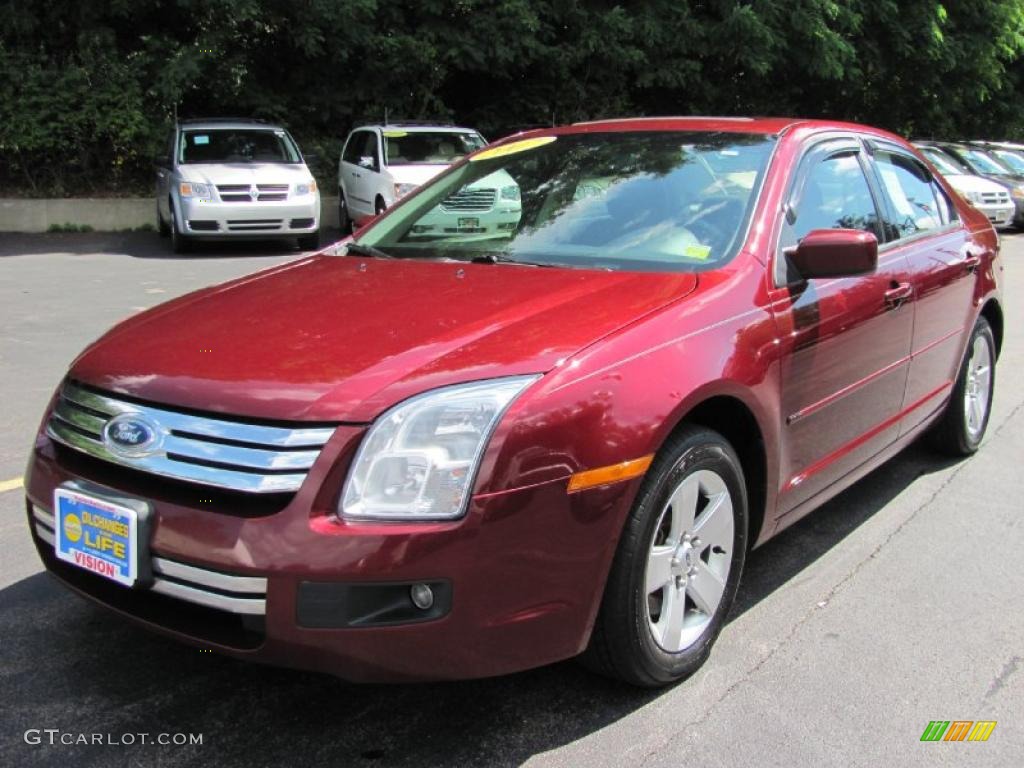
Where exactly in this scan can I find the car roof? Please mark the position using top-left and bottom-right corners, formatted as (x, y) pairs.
(490, 116), (909, 144)
(355, 124), (482, 134)
(178, 119), (286, 131)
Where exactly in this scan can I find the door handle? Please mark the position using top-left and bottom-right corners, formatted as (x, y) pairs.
(885, 281), (913, 309)
(353, 173), (361, 178)
(962, 254), (982, 272)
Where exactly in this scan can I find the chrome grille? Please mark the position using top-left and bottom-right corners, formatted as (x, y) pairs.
(216, 184), (290, 202)
(47, 381), (335, 494)
(979, 190), (1011, 205)
(440, 188), (496, 212)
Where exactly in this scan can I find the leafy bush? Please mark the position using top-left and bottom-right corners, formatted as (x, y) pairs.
(2, 1), (1024, 197)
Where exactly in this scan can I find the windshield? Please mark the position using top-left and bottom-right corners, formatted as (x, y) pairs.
(179, 129), (302, 164)
(921, 148), (965, 176)
(992, 149), (1024, 174)
(960, 148), (1011, 176)
(357, 131), (777, 272)
(384, 131), (486, 166)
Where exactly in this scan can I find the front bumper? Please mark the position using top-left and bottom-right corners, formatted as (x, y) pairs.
(975, 202), (1015, 228)
(179, 196), (320, 237)
(25, 431), (635, 682)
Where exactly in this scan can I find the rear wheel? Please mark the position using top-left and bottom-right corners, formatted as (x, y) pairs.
(583, 426), (748, 687)
(927, 317), (996, 455)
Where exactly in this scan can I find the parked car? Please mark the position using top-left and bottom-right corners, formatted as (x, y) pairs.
(915, 140), (1024, 227)
(155, 118), (321, 252)
(28, 117), (1002, 687)
(337, 123), (486, 232)
(914, 143), (1014, 227)
(971, 141), (1024, 178)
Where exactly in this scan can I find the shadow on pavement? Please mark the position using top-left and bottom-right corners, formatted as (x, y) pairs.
(0, 443), (959, 768)
(0, 230), (344, 260)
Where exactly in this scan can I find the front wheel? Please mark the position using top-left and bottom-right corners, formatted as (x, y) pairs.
(338, 192), (352, 235)
(157, 204), (170, 237)
(582, 426), (748, 687)
(169, 207), (190, 254)
(926, 316), (996, 455)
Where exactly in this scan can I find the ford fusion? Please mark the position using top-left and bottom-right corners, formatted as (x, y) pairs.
(26, 118), (1002, 686)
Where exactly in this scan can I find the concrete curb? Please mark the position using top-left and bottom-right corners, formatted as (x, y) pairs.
(0, 197), (339, 233)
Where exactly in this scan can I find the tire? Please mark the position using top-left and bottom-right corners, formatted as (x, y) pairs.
(338, 192), (352, 235)
(157, 204), (170, 237)
(169, 206), (191, 254)
(926, 317), (996, 456)
(375, 197), (386, 216)
(297, 231), (320, 251)
(582, 426), (748, 687)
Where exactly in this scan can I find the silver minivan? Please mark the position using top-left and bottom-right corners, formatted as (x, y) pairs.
(155, 119), (321, 252)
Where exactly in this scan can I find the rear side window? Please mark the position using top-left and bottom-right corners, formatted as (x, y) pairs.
(873, 151), (942, 239)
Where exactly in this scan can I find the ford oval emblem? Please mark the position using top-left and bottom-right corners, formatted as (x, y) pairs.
(102, 413), (161, 457)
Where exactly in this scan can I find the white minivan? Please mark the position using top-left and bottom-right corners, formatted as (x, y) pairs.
(337, 124), (487, 231)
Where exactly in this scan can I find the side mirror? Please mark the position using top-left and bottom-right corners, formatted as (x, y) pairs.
(358, 155), (376, 170)
(786, 228), (878, 280)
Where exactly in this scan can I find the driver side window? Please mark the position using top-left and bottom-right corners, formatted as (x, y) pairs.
(777, 150), (882, 284)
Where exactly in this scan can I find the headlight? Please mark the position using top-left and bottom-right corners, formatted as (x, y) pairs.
(340, 376), (539, 521)
(295, 180), (317, 196)
(963, 190), (982, 205)
(394, 182), (418, 199)
(500, 185), (520, 201)
(179, 182), (212, 198)
(1012, 186), (1024, 200)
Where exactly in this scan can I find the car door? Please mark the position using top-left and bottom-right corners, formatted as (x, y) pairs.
(771, 137), (916, 516)
(866, 143), (979, 435)
(340, 130), (377, 220)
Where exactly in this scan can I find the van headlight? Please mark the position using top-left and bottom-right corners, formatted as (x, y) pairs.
(340, 376), (539, 521)
(179, 182), (212, 198)
(295, 180), (317, 196)
(963, 190), (982, 205)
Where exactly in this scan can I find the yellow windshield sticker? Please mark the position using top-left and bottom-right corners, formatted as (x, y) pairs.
(383, 130), (408, 138)
(470, 136), (557, 162)
(684, 244), (712, 260)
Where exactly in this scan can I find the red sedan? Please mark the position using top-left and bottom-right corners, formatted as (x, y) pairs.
(25, 117), (1003, 686)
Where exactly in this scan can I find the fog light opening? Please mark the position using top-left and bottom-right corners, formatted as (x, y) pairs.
(410, 583), (434, 610)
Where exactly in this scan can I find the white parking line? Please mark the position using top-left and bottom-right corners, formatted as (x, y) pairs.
(0, 477), (23, 494)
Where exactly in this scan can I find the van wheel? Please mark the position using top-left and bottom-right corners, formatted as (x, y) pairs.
(582, 426), (748, 687)
(338, 193), (352, 235)
(375, 198), (386, 216)
(157, 205), (170, 237)
(926, 316), (996, 456)
(170, 208), (191, 254)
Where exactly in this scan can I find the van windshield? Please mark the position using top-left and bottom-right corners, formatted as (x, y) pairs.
(383, 132), (486, 166)
(179, 129), (302, 164)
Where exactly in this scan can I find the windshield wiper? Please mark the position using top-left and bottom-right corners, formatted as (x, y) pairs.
(470, 253), (557, 268)
(344, 242), (394, 259)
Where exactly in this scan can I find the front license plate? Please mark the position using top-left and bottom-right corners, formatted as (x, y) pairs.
(54, 488), (138, 587)
(458, 217), (480, 229)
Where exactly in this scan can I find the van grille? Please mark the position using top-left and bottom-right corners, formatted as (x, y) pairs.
(46, 381), (335, 494)
(217, 184), (290, 202)
(440, 188), (496, 212)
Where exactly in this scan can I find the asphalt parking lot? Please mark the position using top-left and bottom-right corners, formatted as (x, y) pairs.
(0, 231), (1021, 767)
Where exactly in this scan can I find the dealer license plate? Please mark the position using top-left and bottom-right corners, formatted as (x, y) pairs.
(54, 488), (138, 587)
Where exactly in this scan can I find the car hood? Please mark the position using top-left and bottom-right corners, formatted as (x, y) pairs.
(179, 163), (313, 186)
(69, 256), (698, 422)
